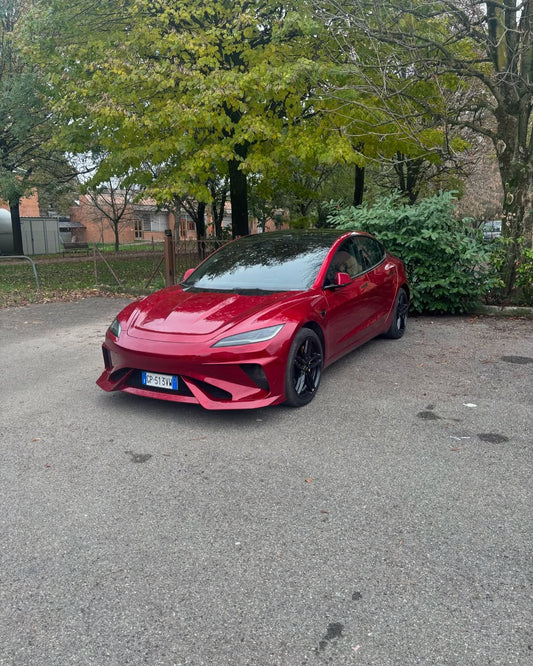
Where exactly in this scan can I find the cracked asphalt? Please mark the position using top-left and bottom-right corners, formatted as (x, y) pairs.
(0, 297), (532, 665)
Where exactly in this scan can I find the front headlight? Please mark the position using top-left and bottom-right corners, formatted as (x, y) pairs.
(109, 317), (122, 338)
(212, 324), (284, 348)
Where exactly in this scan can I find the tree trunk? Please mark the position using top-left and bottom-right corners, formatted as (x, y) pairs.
(212, 202), (223, 239)
(210, 197), (223, 239)
(353, 164), (365, 207)
(394, 153), (421, 205)
(498, 160), (533, 293)
(494, 96), (533, 293)
(10, 200), (23, 255)
(173, 201), (181, 241)
(114, 224), (119, 252)
(228, 152), (249, 238)
(195, 201), (206, 240)
(405, 159), (422, 205)
(208, 178), (228, 239)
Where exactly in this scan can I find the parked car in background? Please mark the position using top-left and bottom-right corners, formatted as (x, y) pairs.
(481, 220), (502, 242)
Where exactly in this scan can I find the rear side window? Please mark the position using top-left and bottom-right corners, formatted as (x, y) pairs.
(355, 236), (386, 271)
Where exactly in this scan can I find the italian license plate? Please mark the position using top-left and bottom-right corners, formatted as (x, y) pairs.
(142, 371), (179, 390)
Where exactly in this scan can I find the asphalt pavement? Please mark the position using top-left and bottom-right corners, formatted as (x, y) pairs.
(0, 297), (532, 666)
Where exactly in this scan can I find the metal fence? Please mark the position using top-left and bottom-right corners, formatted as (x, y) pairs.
(90, 238), (227, 290)
(0, 238), (228, 298)
(175, 239), (226, 269)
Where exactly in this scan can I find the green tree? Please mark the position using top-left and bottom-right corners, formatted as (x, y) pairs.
(253, 159), (347, 224)
(317, 0), (533, 293)
(26, 0), (356, 237)
(312, 1), (470, 207)
(0, 0), (66, 253)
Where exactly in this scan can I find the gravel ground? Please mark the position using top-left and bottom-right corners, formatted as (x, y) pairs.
(0, 298), (531, 666)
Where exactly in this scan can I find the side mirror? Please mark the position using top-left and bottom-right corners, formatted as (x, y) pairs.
(335, 272), (352, 287)
(182, 268), (195, 281)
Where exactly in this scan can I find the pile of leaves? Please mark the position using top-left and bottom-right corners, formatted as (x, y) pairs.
(0, 287), (129, 309)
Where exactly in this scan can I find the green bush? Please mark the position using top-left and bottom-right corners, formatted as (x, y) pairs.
(516, 248), (533, 298)
(327, 191), (495, 313)
(484, 237), (533, 306)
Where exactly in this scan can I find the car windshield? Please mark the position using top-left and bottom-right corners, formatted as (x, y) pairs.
(182, 232), (343, 292)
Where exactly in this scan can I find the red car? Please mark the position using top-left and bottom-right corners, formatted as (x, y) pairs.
(97, 230), (409, 409)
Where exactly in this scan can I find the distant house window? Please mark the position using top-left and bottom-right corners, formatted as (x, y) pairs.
(178, 213), (195, 237)
(134, 220), (143, 239)
(138, 209), (168, 232)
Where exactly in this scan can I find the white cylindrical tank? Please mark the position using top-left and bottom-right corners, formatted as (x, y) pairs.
(0, 208), (14, 254)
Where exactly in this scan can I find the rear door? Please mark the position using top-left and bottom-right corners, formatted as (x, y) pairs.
(355, 235), (398, 327)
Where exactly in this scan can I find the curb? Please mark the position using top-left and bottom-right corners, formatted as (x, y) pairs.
(474, 304), (533, 317)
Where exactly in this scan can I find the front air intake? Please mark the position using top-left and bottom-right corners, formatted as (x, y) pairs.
(240, 364), (270, 392)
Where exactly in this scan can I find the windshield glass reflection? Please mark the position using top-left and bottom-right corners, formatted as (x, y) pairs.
(182, 231), (343, 292)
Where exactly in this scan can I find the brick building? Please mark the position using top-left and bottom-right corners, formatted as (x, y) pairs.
(69, 194), (178, 244)
(0, 190), (41, 217)
(69, 194), (221, 244)
(68, 193), (278, 244)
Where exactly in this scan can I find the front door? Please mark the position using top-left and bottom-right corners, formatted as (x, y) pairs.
(322, 238), (376, 363)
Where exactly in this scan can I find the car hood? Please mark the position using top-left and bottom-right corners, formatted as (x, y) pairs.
(127, 287), (300, 339)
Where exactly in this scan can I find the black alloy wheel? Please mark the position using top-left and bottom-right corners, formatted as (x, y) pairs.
(284, 328), (323, 407)
(384, 288), (408, 339)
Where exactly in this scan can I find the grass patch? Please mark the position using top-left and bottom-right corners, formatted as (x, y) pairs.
(0, 254), (197, 308)
(94, 242), (164, 252)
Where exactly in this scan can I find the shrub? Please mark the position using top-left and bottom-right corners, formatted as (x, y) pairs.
(515, 247), (533, 305)
(516, 248), (533, 288)
(327, 191), (495, 313)
(486, 238), (533, 306)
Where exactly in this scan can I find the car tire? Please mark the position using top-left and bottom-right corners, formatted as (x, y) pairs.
(384, 288), (408, 339)
(284, 328), (323, 407)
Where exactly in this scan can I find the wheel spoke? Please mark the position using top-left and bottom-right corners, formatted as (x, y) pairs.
(295, 372), (306, 393)
(304, 368), (319, 392)
(292, 337), (322, 396)
(308, 352), (322, 369)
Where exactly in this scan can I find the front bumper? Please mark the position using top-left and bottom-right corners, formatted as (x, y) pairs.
(96, 331), (291, 410)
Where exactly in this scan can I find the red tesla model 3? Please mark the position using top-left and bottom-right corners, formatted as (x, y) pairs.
(97, 230), (409, 409)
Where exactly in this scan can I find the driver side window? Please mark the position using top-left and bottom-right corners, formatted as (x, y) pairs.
(325, 240), (363, 285)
